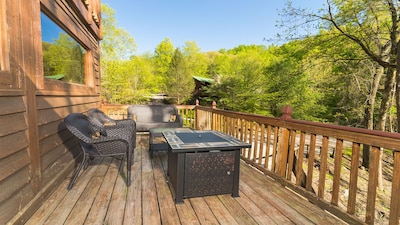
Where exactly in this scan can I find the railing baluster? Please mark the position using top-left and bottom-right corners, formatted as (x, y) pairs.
(287, 130), (296, 180)
(230, 117), (235, 135)
(347, 142), (360, 215)
(318, 136), (329, 198)
(365, 146), (380, 224)
(223, 115), (228, 133)
(332, 139), (343, 205)
(258, 124), (266, 167)
(264, 125), (272, 169)
(306, 134), (316, 191)
(271, 127), (278, 171)
(240, 119), (245, 156)
(240, 118), (244, 141)
(249, 122), (255, 161)
(252, 123), (259, 163)
(234, 117), (240, 139)
(296, 132), (306, 186)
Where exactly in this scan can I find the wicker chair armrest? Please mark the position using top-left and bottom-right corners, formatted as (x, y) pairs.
(102, 125), (134, 138)
(115, 120), (136, 130)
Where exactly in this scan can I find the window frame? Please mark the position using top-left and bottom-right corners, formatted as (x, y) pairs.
(38, 0), (101, 95)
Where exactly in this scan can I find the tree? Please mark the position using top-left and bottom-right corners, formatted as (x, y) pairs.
(182, 41), (209, 77)
(205, 45), (273, 115)
(165, 48), (193, 104)
(152, 38), (175, 92)
(264, 42), (321, 120)
(100, 3), (137, 103)
(301, 33), (377, 126)
(101, 4), (136, 61)
(280, 0), (399, 130)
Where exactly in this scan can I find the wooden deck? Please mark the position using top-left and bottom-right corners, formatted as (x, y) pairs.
(26, 134), (347, 225)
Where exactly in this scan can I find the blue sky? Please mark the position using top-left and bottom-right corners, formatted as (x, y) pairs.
(101, 0), (325, 54)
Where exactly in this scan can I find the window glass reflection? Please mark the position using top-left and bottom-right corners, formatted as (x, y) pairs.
(41, 12), (85, 84)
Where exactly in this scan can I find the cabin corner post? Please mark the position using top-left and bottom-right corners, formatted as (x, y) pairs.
(24, 0), (42, 193)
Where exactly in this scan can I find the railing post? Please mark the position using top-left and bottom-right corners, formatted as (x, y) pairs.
(281, 105), (292, 120)
(275, 105), (292, 177)
(212, 101), (217, 130)
(195, 99), (200, 130)
(101, 98), (107, 111)
(194, 99), (213, 130)
(389, 151), (400, 225)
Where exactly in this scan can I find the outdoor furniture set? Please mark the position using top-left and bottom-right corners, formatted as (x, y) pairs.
(64, 105), (250, 203)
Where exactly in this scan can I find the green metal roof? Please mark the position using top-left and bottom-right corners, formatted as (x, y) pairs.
(193, 76), (214, 83)
(44, 74), (65, 80)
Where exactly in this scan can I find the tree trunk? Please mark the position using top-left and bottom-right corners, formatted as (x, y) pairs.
(375, 68), (396, 190)
(362, 65), (384, 168)
(376, 68), (396, 131)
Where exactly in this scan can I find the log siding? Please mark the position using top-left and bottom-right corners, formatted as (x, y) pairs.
(1, 0), (102, 224)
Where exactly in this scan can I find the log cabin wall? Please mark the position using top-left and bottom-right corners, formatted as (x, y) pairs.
(0, 0), (102, 224)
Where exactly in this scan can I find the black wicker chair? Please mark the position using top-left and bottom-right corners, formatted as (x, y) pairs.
(88, 107), (136, 162)
(64, 113), (135, 190)
(88, 108), (135, 131)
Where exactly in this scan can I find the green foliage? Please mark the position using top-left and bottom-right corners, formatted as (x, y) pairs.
(101, 4), (138, 104)
(152, 38), (175, 92)
(103, 58), (158, 104)
(101, 4), (136, 60)
(182, 41), (209, 77)
(263, 42), (321, 120)
(216, 49), (269, 115)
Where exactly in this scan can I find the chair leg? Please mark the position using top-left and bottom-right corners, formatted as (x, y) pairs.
(68, 152), (89, 190)
(126, 153), (132, 186)
(83, 156), (94, 170)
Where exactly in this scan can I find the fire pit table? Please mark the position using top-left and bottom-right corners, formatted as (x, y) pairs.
(162, 130), (251, 203)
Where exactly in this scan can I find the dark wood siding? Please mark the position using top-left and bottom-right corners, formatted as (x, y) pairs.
(0, 0), (102, 224)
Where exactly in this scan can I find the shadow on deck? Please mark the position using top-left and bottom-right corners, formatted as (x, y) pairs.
(26, 134), (347, 224)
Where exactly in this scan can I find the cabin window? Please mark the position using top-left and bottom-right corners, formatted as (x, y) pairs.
(40, 12), (86, 84)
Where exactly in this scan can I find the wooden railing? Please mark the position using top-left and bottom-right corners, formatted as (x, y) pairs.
(101, 104), (130, 119)
(100, 104), (196, 127)
(102, 103), (400, 224)
(196, 104), (400, 225)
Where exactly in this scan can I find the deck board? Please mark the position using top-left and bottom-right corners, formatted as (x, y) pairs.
(26, 134), (347, 225)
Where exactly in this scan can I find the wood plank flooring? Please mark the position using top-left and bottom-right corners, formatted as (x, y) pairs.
(26, 134), (347, 225)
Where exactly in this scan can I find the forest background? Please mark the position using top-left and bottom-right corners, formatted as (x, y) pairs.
(100, 1), (400, 134)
